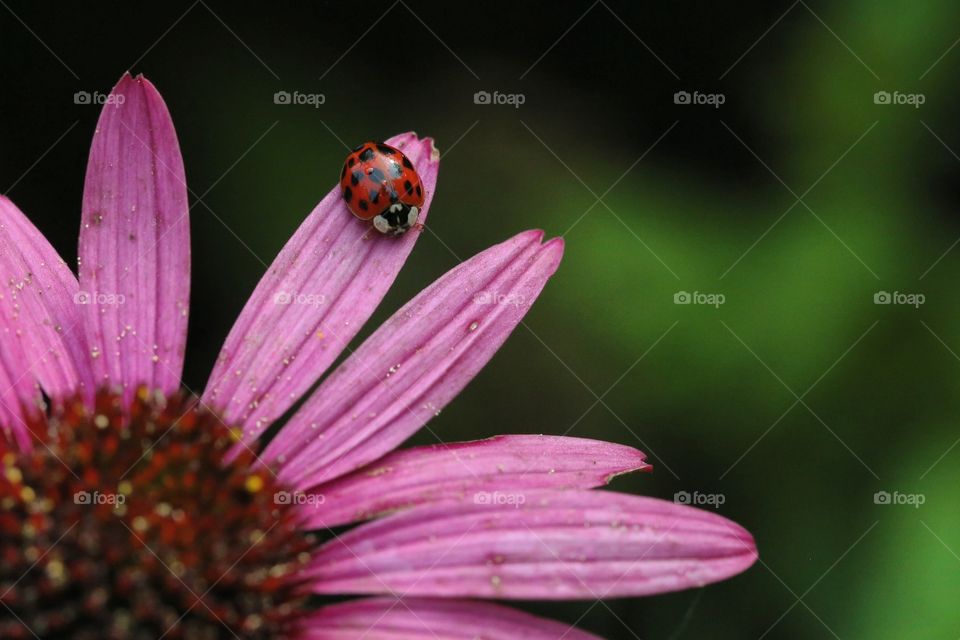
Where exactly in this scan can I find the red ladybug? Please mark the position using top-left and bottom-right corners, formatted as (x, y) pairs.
(339, 141), (425, 235)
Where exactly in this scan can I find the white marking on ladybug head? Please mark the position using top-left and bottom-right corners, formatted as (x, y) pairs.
(373, 215), (391, 234)
(406, 206), (419, 228)
(389, 203), (403, 214)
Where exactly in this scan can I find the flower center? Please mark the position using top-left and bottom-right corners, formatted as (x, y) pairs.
(0, 388), (315, 639)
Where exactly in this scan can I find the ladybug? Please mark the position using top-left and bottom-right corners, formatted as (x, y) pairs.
(340, 141), (425, 235)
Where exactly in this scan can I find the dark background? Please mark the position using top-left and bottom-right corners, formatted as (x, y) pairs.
(2, 1), (959, 637)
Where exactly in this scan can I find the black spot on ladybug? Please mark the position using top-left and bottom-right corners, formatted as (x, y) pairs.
(415, 183), (422, 197)
(388, 186), (399, 203)
(359, 147), (375, 162)
(343, 186), (353, 202)
(367, 168), (385, 183)
(359, 199), (369, 211)
(404, 180), (413, 194)
(402, 156), (414, 170)
(389, 160), (402, 178)
(351, 170), (363, 186)
(340, 165), (346, 180)
(369, 189), (380, 204)
(376, 144), (395, 155)
(348, 157), (356, 167)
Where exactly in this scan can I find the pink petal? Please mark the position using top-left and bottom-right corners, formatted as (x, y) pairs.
(305, 490), (757, 600)
(302, 435), (650, 527)
(0, 197), (94, 402)
(0, 301), (41, 449)
(202, 132), (439, 443)
(266, 230), (564, 486)
(299, 597), (603, 639)
(78, 73), (190, 400)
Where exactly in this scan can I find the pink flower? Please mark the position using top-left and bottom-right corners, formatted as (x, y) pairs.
(0, 73), (757, 639)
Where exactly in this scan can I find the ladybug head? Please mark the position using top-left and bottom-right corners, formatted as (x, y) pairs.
(373, 202), (419, 236)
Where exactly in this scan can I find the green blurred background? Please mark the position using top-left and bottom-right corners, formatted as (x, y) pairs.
(2, 1), (960, 637)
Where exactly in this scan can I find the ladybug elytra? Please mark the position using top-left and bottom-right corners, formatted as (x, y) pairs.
(339, 141), (425, 235)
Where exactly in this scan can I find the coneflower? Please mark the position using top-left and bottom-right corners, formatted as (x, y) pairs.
(0, 73), (756, 639)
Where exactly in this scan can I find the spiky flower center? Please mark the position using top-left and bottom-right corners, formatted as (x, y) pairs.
(0, 388), (315, 639)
